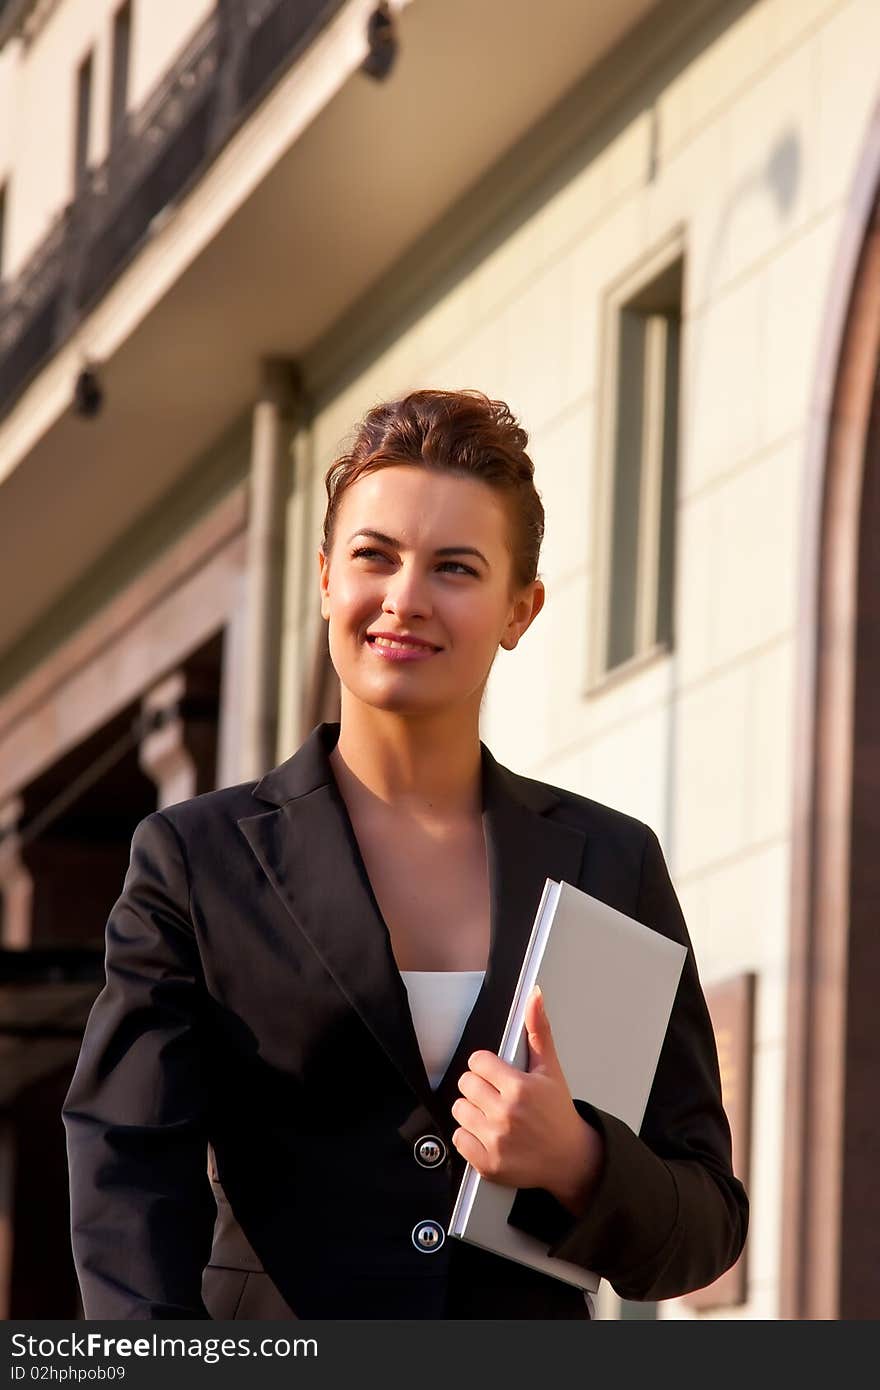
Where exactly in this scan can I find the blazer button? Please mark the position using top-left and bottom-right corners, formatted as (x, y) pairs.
(412, 1219), (445, 1253)
(414, 1135), (447, 1168)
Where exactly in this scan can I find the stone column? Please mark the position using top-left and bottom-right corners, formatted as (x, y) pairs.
(240, 358), (299, 781)
(139, 670), (218, 809)
(0, 796), (32, 949)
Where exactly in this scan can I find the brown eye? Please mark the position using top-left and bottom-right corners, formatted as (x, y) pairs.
(351, 547), (388, 561)
(439, 561), (479, 576)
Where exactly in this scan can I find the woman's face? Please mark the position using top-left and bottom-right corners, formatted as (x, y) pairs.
(318, 465), (544, 718)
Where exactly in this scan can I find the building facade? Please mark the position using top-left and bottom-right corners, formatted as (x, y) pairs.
(0, 0), (877, 1320)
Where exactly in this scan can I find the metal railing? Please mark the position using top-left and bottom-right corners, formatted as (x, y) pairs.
(0, 0), (347, 420)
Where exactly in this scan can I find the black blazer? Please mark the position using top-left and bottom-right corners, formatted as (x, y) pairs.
(62, 721), (747, 1320)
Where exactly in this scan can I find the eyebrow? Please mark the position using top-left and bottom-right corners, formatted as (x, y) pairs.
(346, 529), (490, 567)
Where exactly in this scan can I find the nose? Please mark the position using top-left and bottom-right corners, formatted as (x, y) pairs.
(381, 560), (433, 621)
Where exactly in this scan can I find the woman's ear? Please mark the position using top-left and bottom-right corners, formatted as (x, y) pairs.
(501, 578), (545, 650)
(318, 547), (331, 620)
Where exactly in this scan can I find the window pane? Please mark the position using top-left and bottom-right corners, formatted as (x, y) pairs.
(600, 252), (682, 679)
(74, 53), (93, 194)
(656, 312), (680, 648)
(607, 308), (645, 670)
(110, 2), (132, 144)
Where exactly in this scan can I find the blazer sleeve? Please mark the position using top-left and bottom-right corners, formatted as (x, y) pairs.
(506, 826), (749, 1301)
(62, 811), (216, 1319)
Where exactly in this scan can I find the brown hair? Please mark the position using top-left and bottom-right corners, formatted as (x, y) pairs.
(321, 388), (544, 591)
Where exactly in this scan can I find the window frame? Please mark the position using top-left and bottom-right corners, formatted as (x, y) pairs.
(587, 227), (686, 695)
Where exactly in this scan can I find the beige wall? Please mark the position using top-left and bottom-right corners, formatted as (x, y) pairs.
(0, 0), (215, 277)
(281, 0), (880, 1318)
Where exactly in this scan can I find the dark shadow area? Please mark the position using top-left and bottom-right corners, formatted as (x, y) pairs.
(0, 631), (223, 1316)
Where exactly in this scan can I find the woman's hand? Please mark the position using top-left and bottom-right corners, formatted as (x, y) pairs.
(450, 985), (605, 1217)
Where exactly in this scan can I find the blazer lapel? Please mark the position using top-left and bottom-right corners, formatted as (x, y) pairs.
(238, 728), (434, 1107)
(237, 723), (587, 1118)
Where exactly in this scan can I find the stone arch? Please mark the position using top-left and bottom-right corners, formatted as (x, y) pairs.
(782, 101), (880, 1321)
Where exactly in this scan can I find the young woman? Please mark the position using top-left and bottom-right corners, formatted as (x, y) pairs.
(63, 389), (748, 1320)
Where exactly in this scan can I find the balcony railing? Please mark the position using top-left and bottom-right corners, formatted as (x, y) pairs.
(0, 0), (348, 421)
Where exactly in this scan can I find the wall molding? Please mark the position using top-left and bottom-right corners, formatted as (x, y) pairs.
(0, 484), (247, 798)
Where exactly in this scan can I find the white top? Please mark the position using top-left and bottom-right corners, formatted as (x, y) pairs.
(399, 969), (486, 1089)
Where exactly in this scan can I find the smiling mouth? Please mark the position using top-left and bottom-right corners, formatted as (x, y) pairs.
(366, 635), (441, 652)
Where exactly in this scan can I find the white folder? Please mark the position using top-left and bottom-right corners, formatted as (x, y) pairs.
(448, 878), (687, 1292)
